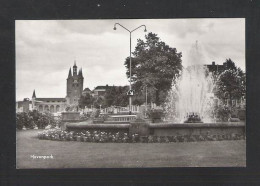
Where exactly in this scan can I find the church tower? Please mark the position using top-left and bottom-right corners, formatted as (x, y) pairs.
(66, 61), (84, 105)
(73, 61), (77, 76)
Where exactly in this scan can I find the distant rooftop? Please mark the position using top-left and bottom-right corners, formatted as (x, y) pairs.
(204, 61), (226, 72)
(94, 85), (112, 90)
(35, 98), (66, 102)
(94, 85), (129, 90)
(83, 88), (91, 91)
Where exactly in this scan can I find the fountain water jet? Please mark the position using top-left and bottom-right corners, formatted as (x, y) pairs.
(165, 41), (215, 123)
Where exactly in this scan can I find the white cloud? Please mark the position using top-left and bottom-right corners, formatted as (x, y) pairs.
(16, 19), (245, 101)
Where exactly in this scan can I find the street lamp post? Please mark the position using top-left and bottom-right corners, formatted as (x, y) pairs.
(145, 85), (148, 118)
(113, 23), (147, 112)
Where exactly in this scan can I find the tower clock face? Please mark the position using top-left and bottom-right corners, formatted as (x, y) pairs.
(73, 79), (78, 83)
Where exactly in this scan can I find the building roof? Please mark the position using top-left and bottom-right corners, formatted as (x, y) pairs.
(204, 61), (226, 73)
(35, 98), (66, 102)
(94, 85), (129, 91)
(94, 85), (113, 90)
(17, 100), (32, 105)
(83, 88), (91, 91)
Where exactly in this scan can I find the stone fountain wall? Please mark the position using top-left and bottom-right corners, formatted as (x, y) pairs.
(64, 120), (245, 138)
(149, 123), (245, 137)
(61, 112), (80, 121)
(60, 111), (245, 140)
(60, 112), (81, 130)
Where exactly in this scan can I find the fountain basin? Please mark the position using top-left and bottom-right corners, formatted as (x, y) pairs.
(150, 122), (245, 137)
(62, 120), (245, 140)
(61, 111), (80, 121)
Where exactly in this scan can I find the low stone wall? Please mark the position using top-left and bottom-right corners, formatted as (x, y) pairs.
(60, 111), (245, 140)
(61, 112), (80, 121)
(60, 112), (82, 130)
(64, 121), (245, 138)
(150, 122), (245, 137)
(40, 121), (245, 142)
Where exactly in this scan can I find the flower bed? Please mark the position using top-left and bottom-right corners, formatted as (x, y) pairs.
(38, 129), (245, 143)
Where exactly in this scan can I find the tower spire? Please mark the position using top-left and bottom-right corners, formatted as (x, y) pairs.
(32, 90), (36, 98)
(68, 67), (72, 77)
(73, 61), (77, 76)
(78, 67), (83, 77)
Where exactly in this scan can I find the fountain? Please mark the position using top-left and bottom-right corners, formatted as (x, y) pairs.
(56, 41), (245, 141)
(165, 41), (215, 123)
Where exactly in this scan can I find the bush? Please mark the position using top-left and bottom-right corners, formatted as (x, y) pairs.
(16, 114), (24, 130)
(215, 106), (231, 122)
(36, 112), (56, 129)
(80, 113), (89, 120)
(147, 109), (164, 123)
(90, 109), (101, 118)
(16, 112), (35, 129)
(16, 110), (59, 130)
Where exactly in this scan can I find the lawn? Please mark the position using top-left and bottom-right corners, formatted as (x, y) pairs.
(16, 130), (246, 168)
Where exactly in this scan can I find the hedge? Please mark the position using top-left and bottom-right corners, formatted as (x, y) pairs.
(16, 111), (61, 130)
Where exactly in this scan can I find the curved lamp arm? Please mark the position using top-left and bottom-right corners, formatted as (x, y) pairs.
(113, 23), (147, 33)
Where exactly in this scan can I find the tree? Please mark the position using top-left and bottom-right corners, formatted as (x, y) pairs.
(93, 96), (104, 109)
(124, 32), (182, 105)
(104, 86), (129, 107)
(114, 86), (128, 107)
(215, 68), (245, 101)
(225, 58), (237, 71)
(104, 86), (116, 107)
(78, 93), (93, 109)
(215, 59), (246, 104)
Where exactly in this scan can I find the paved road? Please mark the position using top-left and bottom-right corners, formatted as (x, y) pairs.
(17, 130), (246, 168)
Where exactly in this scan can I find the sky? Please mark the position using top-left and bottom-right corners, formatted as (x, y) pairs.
(16, 19), (245, 101)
